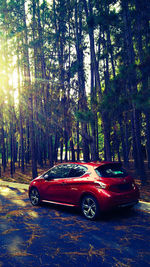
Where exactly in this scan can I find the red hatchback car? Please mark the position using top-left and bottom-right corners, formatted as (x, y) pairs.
(29, 162), (139, 220)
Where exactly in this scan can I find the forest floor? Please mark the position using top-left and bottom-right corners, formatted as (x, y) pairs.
(0, 161), (150, 202)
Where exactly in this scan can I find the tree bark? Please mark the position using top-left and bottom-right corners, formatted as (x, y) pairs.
(22, 0), (37, 178)
(75, 0), (90, 161)
(1, 125), (6, 172)
(121, 0), (146, 182)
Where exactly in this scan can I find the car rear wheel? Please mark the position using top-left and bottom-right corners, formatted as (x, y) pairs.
(29, 188), (40, 206)
(81, 195), (99, 220)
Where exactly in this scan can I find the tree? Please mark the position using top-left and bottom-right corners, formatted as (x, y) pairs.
(120, 0), (146, 182)
(0, 0), (149, 183)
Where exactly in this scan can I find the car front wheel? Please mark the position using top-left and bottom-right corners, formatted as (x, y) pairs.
(29, 187), (40, 206)
(81, 195), (99, 220)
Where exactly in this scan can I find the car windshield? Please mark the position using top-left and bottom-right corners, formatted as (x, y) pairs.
(95, 163), (128, 178)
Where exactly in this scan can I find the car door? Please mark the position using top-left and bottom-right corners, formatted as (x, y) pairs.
(58, 164), (88, 204)
(42, 164), (72, 202)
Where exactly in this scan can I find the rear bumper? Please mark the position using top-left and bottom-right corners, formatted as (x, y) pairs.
(97, 188), (140, 211)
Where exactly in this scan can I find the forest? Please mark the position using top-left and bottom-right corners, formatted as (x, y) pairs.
(0, 0), (149, 183)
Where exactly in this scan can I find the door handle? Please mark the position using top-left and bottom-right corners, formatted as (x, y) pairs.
(61, 182), (67, 185)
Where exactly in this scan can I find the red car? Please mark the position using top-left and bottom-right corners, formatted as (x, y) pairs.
(29, 161), (139, 220)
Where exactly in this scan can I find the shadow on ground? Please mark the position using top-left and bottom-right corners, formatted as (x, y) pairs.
(0, 186), (150, 267)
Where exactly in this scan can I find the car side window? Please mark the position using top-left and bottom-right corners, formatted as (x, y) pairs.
(45, 164), (72, 179)
(68, 165), (87, 177)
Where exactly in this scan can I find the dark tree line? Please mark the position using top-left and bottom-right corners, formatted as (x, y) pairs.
(0, 0), (149, 183)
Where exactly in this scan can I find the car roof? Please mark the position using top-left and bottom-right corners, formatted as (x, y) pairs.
(55, 161), (118, 168)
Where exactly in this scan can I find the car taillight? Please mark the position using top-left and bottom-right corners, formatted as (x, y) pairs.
(94, 181), (107, 189)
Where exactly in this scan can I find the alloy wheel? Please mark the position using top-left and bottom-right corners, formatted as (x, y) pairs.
(81, 196), (99, 220)
(30, 188), (40, 206)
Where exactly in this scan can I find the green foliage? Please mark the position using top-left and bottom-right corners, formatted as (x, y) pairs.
(132, 90), (150, 111)
(75, 110), (94, 123)
(69, 60), (78, 78)
(0, 0), (149, 175)
(98, 74), (130, 119)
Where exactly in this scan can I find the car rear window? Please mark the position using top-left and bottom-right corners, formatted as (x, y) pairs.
(95, 163), (128, 178)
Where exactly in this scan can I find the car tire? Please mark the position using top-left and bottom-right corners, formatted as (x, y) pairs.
(29, 187), (40, 206)
(81, 195), (100, 220)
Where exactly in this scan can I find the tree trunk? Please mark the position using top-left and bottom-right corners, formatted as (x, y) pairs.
(75, 0), (90, 161)
(77, 121), (80, 161)
(135, 0), (150, 169)
(102, 113), (112, 161)
(1, 125), (6, 172)
(121, 0), (146, 182)
(22, 0), (37, 179)
(90, 119), (97, 161)
(70, 138), (75, 162)
(118, 116), (129, 167)
(60, 137), (63, 163)
(54, 132), (59, 163)
(10, 124), (15, 178)
(49, 135), (54, 167)
(145, 112), (150, 168)
(17, 38), (24, 173)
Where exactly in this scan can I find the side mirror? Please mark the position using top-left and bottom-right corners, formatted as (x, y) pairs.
(44, 174), (49, 180)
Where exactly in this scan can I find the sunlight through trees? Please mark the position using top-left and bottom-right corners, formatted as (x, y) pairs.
(0, 0), (149, 183)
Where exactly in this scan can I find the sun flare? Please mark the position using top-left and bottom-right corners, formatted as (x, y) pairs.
(9, 69), (19, 103)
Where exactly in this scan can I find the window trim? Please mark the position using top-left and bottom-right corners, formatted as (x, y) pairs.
(43, 163), (88, 180)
